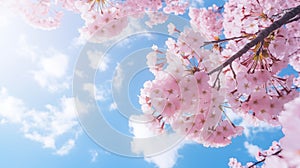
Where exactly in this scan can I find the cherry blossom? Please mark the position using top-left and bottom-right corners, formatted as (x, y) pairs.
(290, 53), (300, 72)
(294, 76), (300, 88)
(229, 95), (300, 168)
(163, 0), (189, 15)
(189, 4), (223, 40)
(56, 0), (78, 11)
(167, 23), (180, 35)
(138, 0), (299, 152)
(78, 5), (129, 42)
(5, 0), (300, 166)
(139, 24), (248, 147)
(18, 0), (64, 30)
(279, 95), (300, 167)
(145, 12), (168, 28)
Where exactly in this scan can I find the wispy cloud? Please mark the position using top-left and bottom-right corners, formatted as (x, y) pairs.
(31, 50), (70, 92)
(190, 0), (204, 7)
(83, 83), (110, 101)
(0, 87), (80, 155)
(0, 87), (26, 124)
(224, 108), (279, 138)
(56, 139), (76, 156)
(17, 36), (71, 92)
(144, 141), (186, 168)
(109, 102), (118, 111)
(89, 150), (99, 162)
(112, 63), (124, 91)
(244, 142), (262, 158)
(87, 50), (110, 71)
(239, 118), (279, 138)
(129, 115), (189, 168)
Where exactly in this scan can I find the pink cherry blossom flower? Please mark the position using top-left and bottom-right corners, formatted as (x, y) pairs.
(189, 4), (223, 40)
(145, 12), (168, 28)
(167, 23), (180, 35)
(279, 95), (300, 167)
(163, 0), (189, 15)
(228, 158), (243, 168)
(18, 0), (64, 30)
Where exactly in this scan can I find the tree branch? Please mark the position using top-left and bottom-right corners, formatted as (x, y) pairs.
(247, 149), (282, 168)
(208, 5), (300, 75)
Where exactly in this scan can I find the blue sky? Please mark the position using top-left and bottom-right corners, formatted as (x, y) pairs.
(0, 1), (286, 168)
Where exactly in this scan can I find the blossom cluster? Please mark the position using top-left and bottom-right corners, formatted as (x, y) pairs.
(138, 0), (299, 148)
(229, 96), (300, 168)
(140, 28), (244, 147)
(2, 0), (192, 38)
(4, 0), (300, 166)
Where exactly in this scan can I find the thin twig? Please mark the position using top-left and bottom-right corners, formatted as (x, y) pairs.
(248, 158), (265, 168)
(212, 69), (222, 90)
(247, 149), (282, 168)
(219, 105), (236, 128)
(200, 35), (249, 48)
(208, 5), (300, 76)
(229, 63), (236, 79)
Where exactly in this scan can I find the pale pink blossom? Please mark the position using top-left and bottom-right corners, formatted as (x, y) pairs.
(189, 4), (223, 40)
(18, 0), (64, 30)
(145, 12), (168, 28)
(279, 95), (300, 167)
(167, 23), (179, 35)
(163, 0), (189, 15)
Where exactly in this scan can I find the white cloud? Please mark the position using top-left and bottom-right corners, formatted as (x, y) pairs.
(0, 9), (12, 30)
(17, 35), (39, 62)
(56, 139), (76, 156)
(74, 97), (89, 115)
(244, 142), (262, 158)
(129, 115), (188, 168)
(224, 107), (243, 122)
(75, 69), (86, 78)
(95, 85), (110, 101)
(0, 87), (80, 155)
(83, 83), (110, 101)
(239, 117), (278, 138)
(83, 83), (96, 98)
(0, 87), (26, 124)
(89, 150), (99, 162)
(224, 108), (279, 138)
(129, 115), (157, 139)
(144, 141), (186, 168)
(17, 36), (71, 92)
(32, 50), (70, 92)
(115, 37), (132, 49)
(71, 36), (86, 47)
(87, 50), (110, 71)
(109, 102), (118, 111)
(190, 0), (204, 7)
(112, 63), (124, 91)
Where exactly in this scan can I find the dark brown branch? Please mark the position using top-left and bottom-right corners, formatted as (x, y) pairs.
(271, 7), (296, 19)
(230, 63), (236, 79)
(208, 5), (300, 75)
(212, 69), (222, 90)
(247, 149), (282, 168)
(248, 158), (265, 168)
(286, 15), (300, 24)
